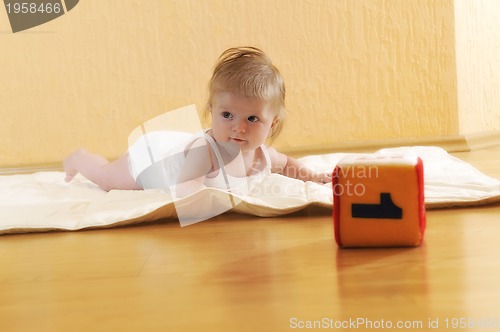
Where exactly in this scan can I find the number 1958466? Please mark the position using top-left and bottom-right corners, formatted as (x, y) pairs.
(6, 2), (62, 14)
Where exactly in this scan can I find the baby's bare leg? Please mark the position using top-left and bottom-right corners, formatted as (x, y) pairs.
(63, 149), (141, 191)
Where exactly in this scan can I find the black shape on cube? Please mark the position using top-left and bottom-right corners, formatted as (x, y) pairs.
(351, 193), (403, 219)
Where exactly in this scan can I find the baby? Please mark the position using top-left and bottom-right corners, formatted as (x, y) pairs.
(64, 47), (332, 192)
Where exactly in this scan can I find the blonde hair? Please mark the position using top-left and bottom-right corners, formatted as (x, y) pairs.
(205, 47), (286, 139)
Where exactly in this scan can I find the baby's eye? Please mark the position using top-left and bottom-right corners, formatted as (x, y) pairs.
(247, 115), (259, 123)
(222, 111), (233, 119)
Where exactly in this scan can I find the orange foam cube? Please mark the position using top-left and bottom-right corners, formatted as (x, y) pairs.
(333, 153), (426, 248)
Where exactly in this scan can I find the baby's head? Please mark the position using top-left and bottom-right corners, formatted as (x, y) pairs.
(205, 47), (286, 140)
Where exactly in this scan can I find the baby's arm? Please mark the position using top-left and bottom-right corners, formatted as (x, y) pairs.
(172, 137), (214, 197)
(63, 149), (141, 191)
(267, 147), (332, 184)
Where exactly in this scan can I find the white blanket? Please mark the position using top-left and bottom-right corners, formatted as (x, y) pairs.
(1, 147), (500, 234)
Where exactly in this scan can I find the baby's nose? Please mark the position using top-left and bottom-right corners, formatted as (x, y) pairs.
(233, 119), (247, 132)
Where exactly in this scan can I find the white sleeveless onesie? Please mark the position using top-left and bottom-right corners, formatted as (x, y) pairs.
(128, 129), (271, 194)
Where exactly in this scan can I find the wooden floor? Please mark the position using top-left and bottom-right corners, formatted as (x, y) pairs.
(1, 148), (500, 332)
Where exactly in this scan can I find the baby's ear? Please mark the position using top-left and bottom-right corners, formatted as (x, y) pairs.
(271, 116), (279, 128)
(269, 116), (279, 137)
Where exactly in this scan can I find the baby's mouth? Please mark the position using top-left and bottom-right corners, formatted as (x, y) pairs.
(230, 137), (246, 144)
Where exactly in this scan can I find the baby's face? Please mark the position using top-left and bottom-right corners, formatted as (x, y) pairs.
(211, 91), (276, 153)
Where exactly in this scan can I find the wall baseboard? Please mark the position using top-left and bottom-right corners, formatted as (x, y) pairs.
(464, 131), (500, 151)
(281, 131), (500, 157)
(281, 134), (469, 157)
(0, 163), (62, 175)
(2, 132), (500, 175)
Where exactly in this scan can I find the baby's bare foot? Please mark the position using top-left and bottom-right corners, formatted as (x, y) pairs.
(63, 149), (85, 182)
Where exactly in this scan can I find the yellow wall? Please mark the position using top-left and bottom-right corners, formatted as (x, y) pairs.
(455, 0), (500, 134)
(0, 0), (493, 167)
